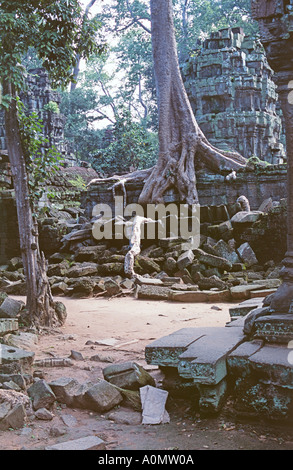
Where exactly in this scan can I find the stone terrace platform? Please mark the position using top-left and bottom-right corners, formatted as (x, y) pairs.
(145, 300), (293, 420)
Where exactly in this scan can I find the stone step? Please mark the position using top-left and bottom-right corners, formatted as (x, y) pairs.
(229, 297), (264, 318)
(145, 327), (220, 367)
(178, 326), (245, 385)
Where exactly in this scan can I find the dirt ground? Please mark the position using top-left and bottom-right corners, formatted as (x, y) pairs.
(0, 295), (292, 451)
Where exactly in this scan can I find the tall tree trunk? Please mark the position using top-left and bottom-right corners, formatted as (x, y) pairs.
(3, 80), (66, 328)
(138, 0), (246, 205)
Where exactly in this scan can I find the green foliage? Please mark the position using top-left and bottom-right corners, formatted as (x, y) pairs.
(16, 98), (63, 209)
(92, 110), (158, 176)
(68, 175), (87, 190)
(43, 101), (60, 114)
(0, 0), (103, 91)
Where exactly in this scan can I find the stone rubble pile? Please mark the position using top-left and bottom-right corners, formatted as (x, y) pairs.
(0, 197), (284, 304)
(0, 300), (168, 437)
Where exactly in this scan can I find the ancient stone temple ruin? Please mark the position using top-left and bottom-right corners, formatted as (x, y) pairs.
(182, 27), (286, 164)
(0, 68), (73, 162)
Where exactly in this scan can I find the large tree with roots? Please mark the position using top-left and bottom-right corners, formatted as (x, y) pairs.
(0, 0), (102, 328)
(137, 0), (247, 205)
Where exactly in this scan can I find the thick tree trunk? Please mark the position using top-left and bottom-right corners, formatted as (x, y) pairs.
(138, 0), (246, 205)
(3, 80), (66, 328)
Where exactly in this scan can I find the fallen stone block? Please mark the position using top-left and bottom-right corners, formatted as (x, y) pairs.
(229, 284), (264, 301)
(0, 297), (23, 318)
(194, 248), (232, 271)
(140, 385), (170, 425)
(176, 250), (194, 270)
(83, 380), (123, 412)
(48, 377), (89, 408)
(3, 332), (38, 351)
(0, 344), (35, 373)
(46, 435), (106, 451)
(231, 211), (263, 224)
(103, 362), (155, 391)
(0, 319), (18, 337)
(137, 285), (171, 300)
(197, 379), (228, 416)
(0, 403), (26, 431)
(236, 243), (258, 267)
(27, 379), (56, 411)
(250, 288), (277, 298)
(213, 239), (240, 264)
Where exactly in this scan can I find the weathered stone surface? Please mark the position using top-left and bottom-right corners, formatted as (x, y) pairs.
(103, 362), (155, 391)
(197, 275), (227, 291)
(236, 243), (258, 267)
(46, 435), (106, 451)
(253, 315), (293, 343)
(137, 285), (171, 300)
(67, 262), (98, 278)
(176, 250), (194, 270)
(3, 332), (38, 351)
(197, 379), (228, 416)
(178, 327), (245, 385)
(194, 248), (232, 271)
(229, 297), (264, 318)
(0, 344), (34, 373)
(0, 403), (26, 431)
(27, 380), (56, 410)
(229, 284), (264, 300)
(35, 407), (54, 420)
(231, 211), (263, 224)
(0, 318), (18, 336)
(0, 297), (22, 318)
(146, 327), (221, 367)
(83, 380), (123, 412)
(48, 377), (86, 407)
(213, 239), (240, 265)
(104, 278), (121, 297)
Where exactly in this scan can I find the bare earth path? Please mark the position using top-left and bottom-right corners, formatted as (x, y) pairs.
(0, 296), (292, 451)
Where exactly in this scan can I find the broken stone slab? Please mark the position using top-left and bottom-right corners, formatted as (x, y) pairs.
(135, 275), (163, 286)
(0, 344), (35, 373)
(248, 343), (293, 387)
(0, 297), (23, 318)
(178, 326), (245, 385)
(213, 239), (240, 264)
(106, 407), (142, 425)
(83, 380), (123, 413)
(236, 243), (258, 267)
(170, 289), (231, 303)
(176, 250), (194, 270)
(46, 435), (106, 451)
(104, 278), (121, 297)
(231, 211), (263, 224)
(252, 279), (282, 289)
(140, 385), (170, 425)
(145, 327), (221, 367)
(229, 284), (265, 301)
(227, 340), (264, 378)
(67, 262), (98, 278)
(103, 362), (156, 391)
(0, 403), (26, 431)
(27, 379), (56, 411)
(193, 248), (232, 271)
(48, 377), (90, 408)
(3, 332), (38, 351)
(136, 285), (171, 300)
(229, 297), (264, 318)
(0, 318), (18, 336)
(35, 408), (54, 421)
(253, 315), (293, 344)
(250, 288), (277, 298)
(197, 275), (227, 291)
